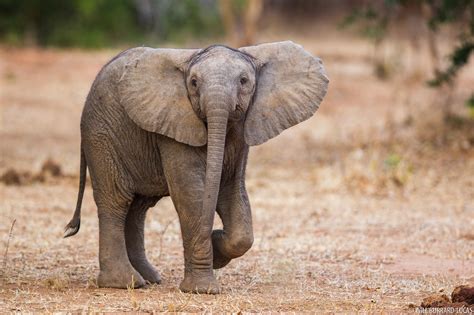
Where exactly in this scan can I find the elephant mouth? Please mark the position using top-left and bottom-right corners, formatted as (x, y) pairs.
(228, 104), (245, 121)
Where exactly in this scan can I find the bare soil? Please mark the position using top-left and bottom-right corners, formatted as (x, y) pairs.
(1, 29), (473, 312)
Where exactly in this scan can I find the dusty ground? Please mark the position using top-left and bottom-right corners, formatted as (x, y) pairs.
(1, 28), (473, 312)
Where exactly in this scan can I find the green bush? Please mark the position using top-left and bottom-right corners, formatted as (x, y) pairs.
(341, 0), (474, 111)
(0, 0), (222, 48)
(156, 0), (222, 42)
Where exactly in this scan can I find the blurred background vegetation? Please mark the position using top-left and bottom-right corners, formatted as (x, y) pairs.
(0, 0), (472, 112)
(340, 0), (473, 113)
(0, 0), (222, 47)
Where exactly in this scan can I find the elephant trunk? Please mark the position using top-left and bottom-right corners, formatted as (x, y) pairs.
(202, 105), (229, 233)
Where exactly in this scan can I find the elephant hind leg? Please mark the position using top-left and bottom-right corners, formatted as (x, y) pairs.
(84, 136), (146, 288)
(95, 194), (146, 289)
(125, 195), (161, 284)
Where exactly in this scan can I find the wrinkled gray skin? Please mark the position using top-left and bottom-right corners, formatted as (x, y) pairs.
(64, 41), (328, 294)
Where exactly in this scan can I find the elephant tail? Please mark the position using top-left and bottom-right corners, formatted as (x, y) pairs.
(64, 145), (87, 238)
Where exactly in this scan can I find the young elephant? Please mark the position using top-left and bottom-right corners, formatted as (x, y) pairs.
(64, 41), (328, 293)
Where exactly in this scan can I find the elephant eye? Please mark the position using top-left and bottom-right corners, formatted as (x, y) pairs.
(240, 77), (248, 85)
(191, 78), (198, 88)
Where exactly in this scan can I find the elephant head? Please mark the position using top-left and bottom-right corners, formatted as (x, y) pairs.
(118, 41), (328, 229)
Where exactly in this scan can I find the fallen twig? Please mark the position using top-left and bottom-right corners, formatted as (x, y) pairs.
(2, 219), (16, 275)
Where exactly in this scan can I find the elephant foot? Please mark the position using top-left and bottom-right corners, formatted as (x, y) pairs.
(133, 262), (162, 284)
(213, 250), (231, 269)
(97, 266), (145, 289)
(179, 272), (221, 294)
(212, 230), (231, 269)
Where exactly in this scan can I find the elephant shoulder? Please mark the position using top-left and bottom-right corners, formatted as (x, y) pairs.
(83, 49), (146, 123)
(86, 47), (152, 108)
(96, 47), (152, 83)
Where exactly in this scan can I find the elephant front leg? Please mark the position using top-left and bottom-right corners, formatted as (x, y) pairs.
(213, 182), (254, 269)
(177, 209), (220, 294)
(161, 149), (220, 294)
(170, 189), (220, 294)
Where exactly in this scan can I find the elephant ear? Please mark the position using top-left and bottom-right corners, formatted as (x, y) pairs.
(118, 47), (207, 146)
(240, 41), (329, 146)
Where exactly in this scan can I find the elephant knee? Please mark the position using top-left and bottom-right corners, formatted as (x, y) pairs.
(226, 233), (253, 258)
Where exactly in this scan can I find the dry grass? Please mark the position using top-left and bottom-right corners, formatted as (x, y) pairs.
(0, 27), (473, 312)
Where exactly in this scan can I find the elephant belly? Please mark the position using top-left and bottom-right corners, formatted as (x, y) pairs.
(81, 100), (169, 199)
(120, 131), (169, 198)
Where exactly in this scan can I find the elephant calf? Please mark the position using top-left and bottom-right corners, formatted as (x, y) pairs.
(64, 41), (328, 293)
